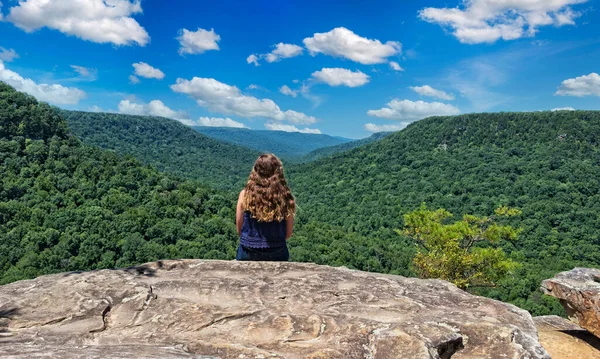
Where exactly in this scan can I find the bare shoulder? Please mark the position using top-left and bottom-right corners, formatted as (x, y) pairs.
(237, 190), (246, 204)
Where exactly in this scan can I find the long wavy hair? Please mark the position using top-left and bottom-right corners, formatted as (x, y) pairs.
(243, 154), (296, 222)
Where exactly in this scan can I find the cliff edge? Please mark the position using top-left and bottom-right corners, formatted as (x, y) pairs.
(0, 260), (549, 358)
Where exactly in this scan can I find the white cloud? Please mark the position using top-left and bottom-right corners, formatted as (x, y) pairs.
(247, 84), (261, 90)
(265, 43), (303, 63)
(171, 77), (317, 124)
(0, 60), (85, 105)
(70, 65), (92, 77)
(89, 105), (104, 112)
(389, 61), (404, 71)
(70, 65), (97, 81)
(279, 85), (298, 97)
(410, 85), (455, 100)
(118, 99), (186, 119)
(177, 28), (220, 55)
(247, 43), (303, 66)
(555, 73), (600, 97)
(0, 47), (19, 62)
(265, 122), (321, 134)
(303, 27), (401, 65)
(311, 68), (370, 88)
(129, 75), (140, 84)
(551, 107), (576, 111)
(368, 99), (460, 121)
(419, 0), (588, 44)
(364, 122), (409, 133)
(182, 117), (248, 128)
(132, 62), (165, 80)
(6, 0), (149, 46)
(247, 54), (259, 66)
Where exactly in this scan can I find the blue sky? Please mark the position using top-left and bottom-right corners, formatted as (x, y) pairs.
(0, 0), (599, 139)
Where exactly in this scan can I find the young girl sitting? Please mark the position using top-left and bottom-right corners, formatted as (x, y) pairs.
(235, 154), (296, 261)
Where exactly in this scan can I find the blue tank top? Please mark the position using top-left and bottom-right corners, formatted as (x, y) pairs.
(240, 211), (287, 249)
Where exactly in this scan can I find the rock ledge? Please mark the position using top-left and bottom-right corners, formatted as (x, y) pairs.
(0, 260), (549, 358)
(541, 267), (600, 338)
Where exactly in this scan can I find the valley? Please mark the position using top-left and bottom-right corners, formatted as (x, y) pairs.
(2, 83), (600, 317)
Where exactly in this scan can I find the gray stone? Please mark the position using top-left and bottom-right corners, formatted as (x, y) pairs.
(541, 267), (600, 338)
(0, 260), (549, 358)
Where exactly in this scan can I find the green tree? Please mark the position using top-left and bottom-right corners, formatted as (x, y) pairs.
(402, 204), (521, 290)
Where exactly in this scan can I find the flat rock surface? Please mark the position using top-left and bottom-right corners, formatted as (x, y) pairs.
(541, 267), (600, 338)
(535, 316), (600, 359)
(0, 260), (549, 359)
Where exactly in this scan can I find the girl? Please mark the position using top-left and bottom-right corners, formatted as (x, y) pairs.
(236, 154), (295, 261)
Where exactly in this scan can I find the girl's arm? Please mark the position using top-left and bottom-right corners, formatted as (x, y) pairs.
(236, 190), (245, 236)
(285, 215), (294, 240)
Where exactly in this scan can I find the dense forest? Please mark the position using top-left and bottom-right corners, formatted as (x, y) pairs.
(289, 110), (600, 315)
(300, 132), (391, 163)
(63, 110), (259, 189)
(0, 84), (241, 284)
(4, 82), (600, 316)
(193, 126), (351, 160)
(0, 84), (411, 290)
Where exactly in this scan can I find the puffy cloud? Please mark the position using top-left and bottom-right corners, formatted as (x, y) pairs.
(364, 122), (409, 133)
(118, 99), (185, 119)
(555, 73), (600, 97)
(247, 43), (303, 66)
(177, 28), (220, 55)
(247, 54), (259, 66)
(170, 77), (317, 124)
(551, 107), (576, 111)
(419, 0), (587, 44)
(0, 60), (86, 105)
(129, 75), (140, 84)
(0, 47), (19, 62)
(367, 99), (460, 121)
(279, 85), (298, 97)
(88, 105), (104, 113)
(181, 117), (247, 128)
(265, 122), (321, 134)
(265, 43), (303, 63)
(389, 61), (404, 71)
(132, 62), (165, 80)
(303, 27), (401, 64)
(410, 85), (455, 100)
(6, 0), (149, 46)
(311, 68), (370, 88)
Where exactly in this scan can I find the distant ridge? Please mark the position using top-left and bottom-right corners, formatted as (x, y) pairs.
(193, 126), (352, 160)
(63, 111), (259, 189)
(300, 132), (391, 163)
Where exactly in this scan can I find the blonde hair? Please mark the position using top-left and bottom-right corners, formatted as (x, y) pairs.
(243, 154), (296, 222)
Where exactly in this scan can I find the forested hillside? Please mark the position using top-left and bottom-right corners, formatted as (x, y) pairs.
(0, 84), (240, 284)
(193, 126), (351, 160)
(0, 83), (411, 291)
(63, 111), (259, 189)
(5, 81), (600, 316)
(289, 111), (600, 315)
(300, 132), (391, 162)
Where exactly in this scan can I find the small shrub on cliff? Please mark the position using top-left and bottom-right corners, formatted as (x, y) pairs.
(401, 204), (521, 290)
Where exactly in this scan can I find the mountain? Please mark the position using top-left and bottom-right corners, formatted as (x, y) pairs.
(62, 111), (259, 189)
(193, 126), (352, 160)
(289, 111), (600, 315)
(300, 132), (391, 163)
(0, 83), (240, 284)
